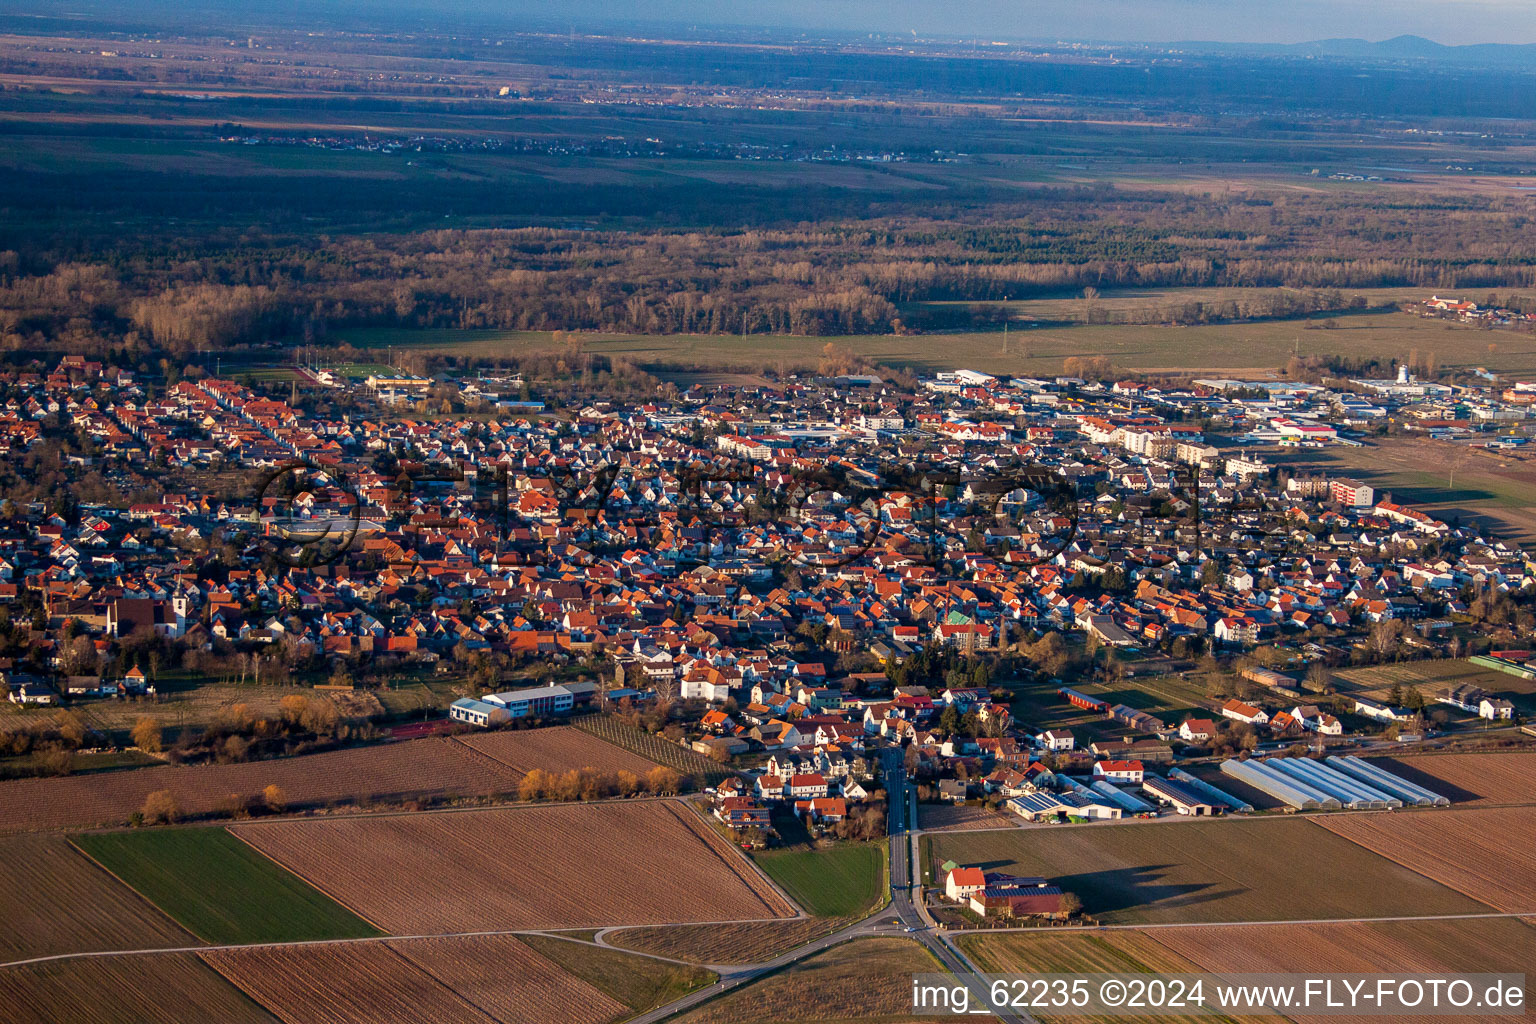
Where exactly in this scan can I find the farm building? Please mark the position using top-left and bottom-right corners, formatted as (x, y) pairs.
(1007, 792), (1073, 821)
(944, 866), (988, 902)
(1059, 687), (1108, 713)
(1035, 729), (1075, 751)
(1220, 758), (1341, 811)
(1324, 756), (1451, 807)
(1468, 655), (1536, 682)
(1220, 698), (1269, 725)
(715, 798), (772, 830)
(1437, 684), (1489, 713)
(1006, 791), (1121, 821)
(1352, 697), (1413, 723)
(1241, 666), (1301, 697)
(1168, 767), (1253, 812)
(1264, 757), (1400, 810)
(1108, 704), (1169, 736)
(1141, 775), (1216, 816)
(971, 884), (1067, 919)
(1086, 779), (1156, 813)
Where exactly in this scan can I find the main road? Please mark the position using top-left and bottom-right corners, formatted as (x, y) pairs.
(880, 746), (1037, 1024)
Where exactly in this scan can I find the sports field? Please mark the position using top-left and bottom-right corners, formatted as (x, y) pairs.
(71, 827), (381, 944)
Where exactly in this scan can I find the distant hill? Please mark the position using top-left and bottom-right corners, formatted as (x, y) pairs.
(1175, 34), (1536, 68)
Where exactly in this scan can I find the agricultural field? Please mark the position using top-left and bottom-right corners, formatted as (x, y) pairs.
(0, 952), (277, 1024)
(1152, 918), (1536, 1024)
(0, 736), (521, 834)
(52, 682), (345, 739)
(751, 843), (886, 918)
(925, 818), (1486, 925)
(1369, 752), (1536, 807)
(955, 930), (1278, 1024)
(672, 937), (942, 1024)
(342, 307), (1536, 378)
(1314, 807), (1536, 912)
(1152, 916), (1536, 977)
(234, 800), (796, 932)
(605, 917), (852, 965)
(0, 833), (192, 962)
(517, 935), (717, 1016)
(72, 827), (381, 945)
(203, 942), (507, 1024)
(1332, 659), (1529, 703)
(202, 935), (681, 1024)
(918, 803), (1017, 832)
(453, 726), (659, 778)
(388, 935), (627, 1024)
(574, 714), (731, 788)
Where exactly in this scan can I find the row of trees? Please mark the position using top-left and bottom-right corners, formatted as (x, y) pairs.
(517, 765), (684, 801)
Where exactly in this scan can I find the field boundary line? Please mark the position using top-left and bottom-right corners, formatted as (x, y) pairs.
(664, 800), (801, 920)
(673, 798), (806, 916)
(532, 930), (718, 968)
(375, 940), (505, 1024)
(0, 919), (795, 971)
(1307, 813), (1525, 915)
(958, 911), (1536, 935)
(223, 824), (388, 933)
(60, 833), (204, 950)
(10, 914), (1532, 971)
(447, 734), (531, 780)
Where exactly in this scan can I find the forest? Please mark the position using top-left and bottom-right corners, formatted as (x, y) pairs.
(6, 188), (1536, 357)
(9, 18), (1536, 357)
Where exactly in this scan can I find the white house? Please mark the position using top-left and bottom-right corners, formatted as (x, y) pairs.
(1480, 697), (1516, 720)
(945, 866), (988, 902)
(1092, 759), (1144, 784)
(1291, 705), (1343, 736)
(1035, 729), (1075, 751)
(1178, 718), (1216, 743)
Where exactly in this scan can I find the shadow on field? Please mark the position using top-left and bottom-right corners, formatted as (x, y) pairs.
(1370, 757), (1478, 803)
(1051, 865), (1235, 916)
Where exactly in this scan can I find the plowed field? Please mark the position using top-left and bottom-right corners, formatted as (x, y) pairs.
(1315, 807), (1536, 911)
(234, 800), (795, 931)
(0, 833), (192, 962)
(0, 737), (520, 834)
(453, 727), (658, 778)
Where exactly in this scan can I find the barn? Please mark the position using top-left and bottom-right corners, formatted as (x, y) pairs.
(1141, 775), (1215, 816)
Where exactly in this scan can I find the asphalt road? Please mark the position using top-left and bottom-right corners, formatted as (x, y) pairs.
(880, 747), (1038, 1024)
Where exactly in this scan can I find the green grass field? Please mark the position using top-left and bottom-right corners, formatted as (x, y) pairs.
(751, 842), (886, 918)
(72, 827), (381, 944)
(1005, 674), (1211, 742)
(517, 934), (716, 1013)
(924, 818), (1486, 925)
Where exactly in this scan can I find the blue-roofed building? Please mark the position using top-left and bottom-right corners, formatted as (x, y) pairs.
(449, 697), (503, 727)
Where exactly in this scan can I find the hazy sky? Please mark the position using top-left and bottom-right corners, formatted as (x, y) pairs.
(503, 0), (1536, 47)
